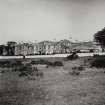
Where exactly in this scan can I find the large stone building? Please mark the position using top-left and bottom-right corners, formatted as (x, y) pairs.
(32, 40), (71, 55)
(1, 40), (101, 56)
(37, 41), (54, 55)
(33, 43), (39, 55)
(53, 39), (71, 54)
(15, 43), (34, 55)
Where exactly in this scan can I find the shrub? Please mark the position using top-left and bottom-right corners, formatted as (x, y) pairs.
(18, 64), (44, 79)
(67, 52), (79, 60)
(78, 66), (84, 71)
(0, 70), (5, 73)
(72, 67), (77, 70)
(0, 61), (10, 65)
(93, 54), (99, 57)
(0, 61), (10, 68)
(46, 61), (53, 66)
(11, 60), (22, 66)
(31, 59), (51, 65)
(91, 57), (105, 68)
(72, 66), (84, 71)
(30, 60), (37, 64)
(52, 61), (63, 67)
(31, 59), (63, 67)
(19, 65), (35, 76)
(0, 60), (23, 68)
(46, 65), (49, 68)
(93, 54), (105, 58)
(69, 70), (80, 76)
(18, 72), (27, 77)
(69, 65), (85, 76)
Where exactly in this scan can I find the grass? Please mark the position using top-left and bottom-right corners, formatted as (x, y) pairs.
(0, 57), (105, 105)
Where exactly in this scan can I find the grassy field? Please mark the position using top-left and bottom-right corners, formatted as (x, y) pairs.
(0, 57), (105, 105)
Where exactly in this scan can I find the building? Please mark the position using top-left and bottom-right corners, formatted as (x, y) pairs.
(15, 40), (71, 55)
(1, 40), (102, 56)
(15, 43), (34, 55)
(53, 39), (71, 54)
(33, 43), (39, 55)
(37, 41), (54, 55)
(71, 41), (100, 53)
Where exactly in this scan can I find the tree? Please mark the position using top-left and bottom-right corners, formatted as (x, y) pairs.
(6, 41), (17, 55)
(94, 27), (105, 52)
(0, 45), (6, 55)
(7, 41), (17, 47)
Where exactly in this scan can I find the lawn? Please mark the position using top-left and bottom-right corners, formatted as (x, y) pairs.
(0, 57), (105, 105)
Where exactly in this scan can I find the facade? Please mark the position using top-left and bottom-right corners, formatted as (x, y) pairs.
(53, 42), (62, 54)
(60, 39), (71, 53)
(15, 43), (34, 55)
(0, 40), (102, 56)
(37, 41), (54, 55)
(33, 43), (39, 54)
(53, 39), (71, 54)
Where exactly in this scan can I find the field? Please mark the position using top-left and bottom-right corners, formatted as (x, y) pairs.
(0, 57), (105, 105)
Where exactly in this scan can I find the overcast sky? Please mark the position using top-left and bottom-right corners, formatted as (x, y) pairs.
(0, 0), (105, 44)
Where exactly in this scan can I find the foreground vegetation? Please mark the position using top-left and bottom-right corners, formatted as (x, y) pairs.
(0, 56), (105, 105)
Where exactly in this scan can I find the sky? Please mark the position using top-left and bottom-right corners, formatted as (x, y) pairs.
(0, 0), (105, 44)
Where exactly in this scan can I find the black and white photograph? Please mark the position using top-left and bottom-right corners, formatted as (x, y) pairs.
(0, 0), (105, 105)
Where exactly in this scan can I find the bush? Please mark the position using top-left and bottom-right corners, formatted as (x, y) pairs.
(72, 66), (84, 71)
(31, 59), (63, 67)
(0, 70), (5, 73)
(46, 65), (49, 68)
(19, 65), (35, 76)
(52, 61), (63, 67)
(46, 61), (53, 66)
(69, 70), (80, 76)
(18, 64), (44, 79)
(0, 60), (23, 68)
(69, 65), (85, 76)
(67, 52), (79, 60)
(0, 61), (11, 68)
(93, 54), (105, 58)
(78, 66), (84, 71)
(93, 54), (100, 57)
(91, 57), (105, 68)
(31, 59), (52, 65)
(18, 71), (27, 77)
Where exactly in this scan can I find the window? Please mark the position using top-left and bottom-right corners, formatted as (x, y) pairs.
(19, 46), (21, 50)
(48, 45), (50, 49)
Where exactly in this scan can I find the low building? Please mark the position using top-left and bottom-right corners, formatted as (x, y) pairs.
(71, 41), (100, 53)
